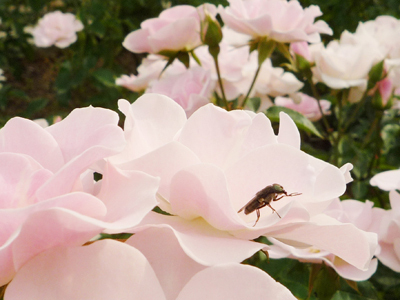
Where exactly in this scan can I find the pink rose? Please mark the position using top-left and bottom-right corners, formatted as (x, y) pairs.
(123, 5), (216, 54)
(275, 93), (331, 121)
(0, 107), (159, 285)
(146, 67), (215, 116)
(110, 94), (377, 272)
(4, 239), (297, 300)
(310, 40), (382, 102)
(29, 11), (83, 48)
(218, 0), (332, 43)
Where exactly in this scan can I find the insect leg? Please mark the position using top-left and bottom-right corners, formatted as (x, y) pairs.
(253, 209), (261, 227)
(267, 204), (281, 218)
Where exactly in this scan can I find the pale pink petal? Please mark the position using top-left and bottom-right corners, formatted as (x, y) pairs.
(96, 162), (159, 228)
(169, 163), (244, 230)
(129, 212), (265, 266)
(332, 257), (378, 281)
(370, 169), (400, 191)
(123, 28), (152, 53)
(117, 142), (200, 203)
(0, 153), (46, 208)
(115, 95), (187, 161)
(277, 112), (301, 148)
(264, 214), (377, 270)
(45, 106), (124, 163)
(340, 163), (354, 184)
(178, 104), (252, 169)
(148, 18), (201, 52)
(11, 206), (106, 270)
(176, 264), (297, 300)
(0, 118), (64, 172)
(377, 241), (400, 272)
(4, 240), (166, 300)
(126, 226), (207, 300)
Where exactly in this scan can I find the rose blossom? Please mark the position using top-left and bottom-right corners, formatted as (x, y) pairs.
(123, 5), (216, 55)
(310, 40), (382, 102)
(268, 198), (378, 281)
(0, 106), (159, 286)
(218, 0), (332, 43)
(110, 94), (377, 273)
(29, 11), (83, 48)
(146, 67), (215, 116)
(4, 239), (297, 300)
(275, 93), (331, 121)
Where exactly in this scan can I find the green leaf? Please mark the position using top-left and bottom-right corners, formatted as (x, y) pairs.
(25, 98), (49, 116)
(331, 291), (375, 300)
(246, 97), (261, 112)
(266, 106), (323, 138)
(92, 68), (116, 87)
(312, 263), (341, 300)
(257, 38), (276, 66)
(367, 60), (384, 90)
(89, 19), (106, 38)
(351, 180), (369, 200)
(177, 51), (190, 69)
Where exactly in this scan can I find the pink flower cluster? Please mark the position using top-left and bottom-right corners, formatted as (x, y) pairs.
(117, 0), (332, 118)
(0, 93), (381, 298)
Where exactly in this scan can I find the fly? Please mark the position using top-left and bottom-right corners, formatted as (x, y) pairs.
(238, 183), (301, 226)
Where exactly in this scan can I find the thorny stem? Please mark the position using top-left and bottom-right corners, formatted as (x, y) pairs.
(240, 63), (262, 109)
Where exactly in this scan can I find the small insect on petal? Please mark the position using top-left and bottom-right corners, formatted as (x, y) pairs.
(238, 184), (301, 226)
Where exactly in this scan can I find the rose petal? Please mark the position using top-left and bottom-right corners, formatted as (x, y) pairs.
(176, 263), (297, 300)
(4, 240), (166, 300)
(0, 118), (64, 172)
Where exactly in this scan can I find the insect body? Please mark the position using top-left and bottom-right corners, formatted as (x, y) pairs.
(238, 184), (301, 226)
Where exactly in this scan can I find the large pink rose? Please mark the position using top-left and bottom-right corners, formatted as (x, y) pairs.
(123, 5), (216, 54)
(0, 107), (159, 286)
(29, 11), (83, 48)
(110, 94), (377, 273)
(268, 198), (378, 281)
(4, 239), (297, 300)
(218, 0), (332, 43)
